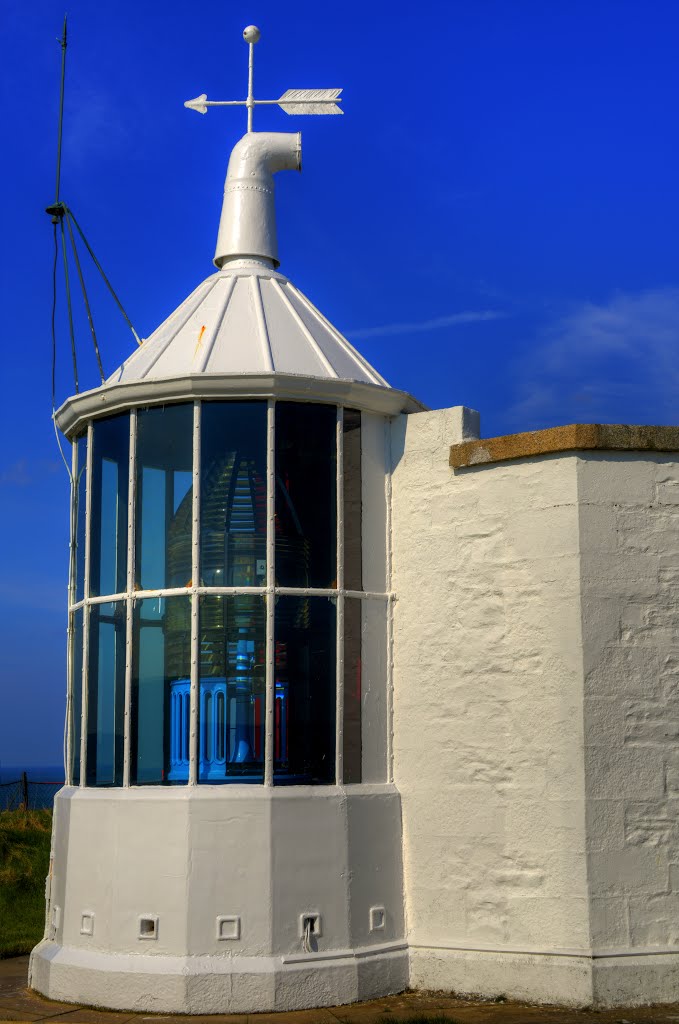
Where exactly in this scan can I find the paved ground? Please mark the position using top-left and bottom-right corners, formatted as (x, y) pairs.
(2, 957), (679, 1024)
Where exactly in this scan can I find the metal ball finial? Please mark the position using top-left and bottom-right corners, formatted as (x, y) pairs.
(243, 25), (261, 44)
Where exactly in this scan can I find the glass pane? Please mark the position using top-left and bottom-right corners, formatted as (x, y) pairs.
(131, 596), (191, 785)
(343, 410), (362, 591)
(74, 435), (87, 602)
(343, 597), (362, 783)
(136, 405), (193, 591)
(89, 415), (129, 598)
(86, 601), (125, 786)
(200, 402), (267, 588)
(275, 403), (337, 589)
(71, 609), (83, 785)
(198, 595), (266, 783)
(361, 599), (388, 783)
(274, 596), (336, 785)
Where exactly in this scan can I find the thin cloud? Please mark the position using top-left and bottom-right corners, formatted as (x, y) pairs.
(0, 459), (61, 487)
(345, 310), (506, 341)
(510, 287), (679, 429)
(63, 83), (133, 168)
(0, 581), (66, 615)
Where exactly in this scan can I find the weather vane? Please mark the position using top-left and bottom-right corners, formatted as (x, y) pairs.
(184, 25), (343, 133)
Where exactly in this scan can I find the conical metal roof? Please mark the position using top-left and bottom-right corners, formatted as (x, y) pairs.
(107, 261), (387, 388)
(55, 127), (425, 439)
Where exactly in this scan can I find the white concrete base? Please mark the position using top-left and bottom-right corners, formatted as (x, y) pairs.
(30, 785), (406, 1013)
(29, 940), (409, 1014)
(409, 945), (679, 1008)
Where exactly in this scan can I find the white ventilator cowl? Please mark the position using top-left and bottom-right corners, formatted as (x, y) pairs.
(214, 132), (301, 268)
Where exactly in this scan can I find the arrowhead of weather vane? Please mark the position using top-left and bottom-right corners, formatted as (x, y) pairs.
(184, 94), (208, 114)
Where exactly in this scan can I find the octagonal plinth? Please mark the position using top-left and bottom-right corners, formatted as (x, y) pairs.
(30, 785), (406, 1013)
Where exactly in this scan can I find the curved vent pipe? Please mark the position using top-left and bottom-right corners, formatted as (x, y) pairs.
(214, 131), (302, 269)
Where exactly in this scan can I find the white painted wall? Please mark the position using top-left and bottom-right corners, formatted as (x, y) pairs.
(578, 454), (679, 982)
(391, 409), (679, 1007)
(391, 407), (590, 1004)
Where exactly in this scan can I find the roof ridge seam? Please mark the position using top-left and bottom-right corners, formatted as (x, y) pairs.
(285, 282), (389, 387)
(109, 276), (216, 383)
(273, 279), (339, 379)
(250, 276), (275, 373)
(135, 277), (221, 381)
(194, 275), (238, 374)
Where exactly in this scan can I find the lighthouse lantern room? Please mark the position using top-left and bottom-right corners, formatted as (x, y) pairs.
(30, 25), (420, 1015)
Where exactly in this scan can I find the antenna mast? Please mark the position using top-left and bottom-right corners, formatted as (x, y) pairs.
(46, 16), (142, 406)
(55, 15), (67, 205)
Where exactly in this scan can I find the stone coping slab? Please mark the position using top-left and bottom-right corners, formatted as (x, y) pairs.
(449, 423), (679, 469)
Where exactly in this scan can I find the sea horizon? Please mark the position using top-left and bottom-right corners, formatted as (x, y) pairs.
(0, 764), (65, 784)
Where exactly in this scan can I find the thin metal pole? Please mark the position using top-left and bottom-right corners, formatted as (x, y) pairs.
(273, 586), (387, 599)
(65, 440), (77, 786)
(189, 401), (201, 786)
(197, 98), (342, 108)
(123, 411), (137, 787)
(71, 585), (390, 611)
(55, 16), (67, 204)
(80, 422), (94, 786)
(72, 592), (126, 608)
(385, 419), (394, 784)
(247, 42), (255, 133)
(264, 400), (275, 786)
(335, 408), (345, 785)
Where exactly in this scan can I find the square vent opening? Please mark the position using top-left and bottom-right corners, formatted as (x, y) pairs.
(138, 915), (158, 940)
(80, 912), (94, 936)
(216, 915), (241, 940)
(370, 905), (386, 931)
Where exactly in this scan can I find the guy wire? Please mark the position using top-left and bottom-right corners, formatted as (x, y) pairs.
(67, 208), (142, 347)
(65, 212), (105, 383)
(59, 216), (79, 393)
(51, 221), (72, 478)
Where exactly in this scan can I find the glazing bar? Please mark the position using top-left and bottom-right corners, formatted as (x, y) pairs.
(189, 401), (201, 786)
(335, 407), (345, 785)
(122, 410), (137, 787)
(385, 419), (394, 784)
(264, 399), (275, 787)
(70, 585), (389, 609)
(65, 441), (77, 786)
(80, 422), (94, 787)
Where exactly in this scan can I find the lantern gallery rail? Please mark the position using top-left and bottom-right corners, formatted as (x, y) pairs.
(66, 398), (391, 790)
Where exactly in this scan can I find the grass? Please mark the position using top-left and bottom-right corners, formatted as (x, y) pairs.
(0, 809), (52, 957)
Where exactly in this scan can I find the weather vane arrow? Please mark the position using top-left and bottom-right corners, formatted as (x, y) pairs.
(184, 25), (343, 132)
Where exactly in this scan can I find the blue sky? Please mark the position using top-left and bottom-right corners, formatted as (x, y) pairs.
(2, 0), (679, 766)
